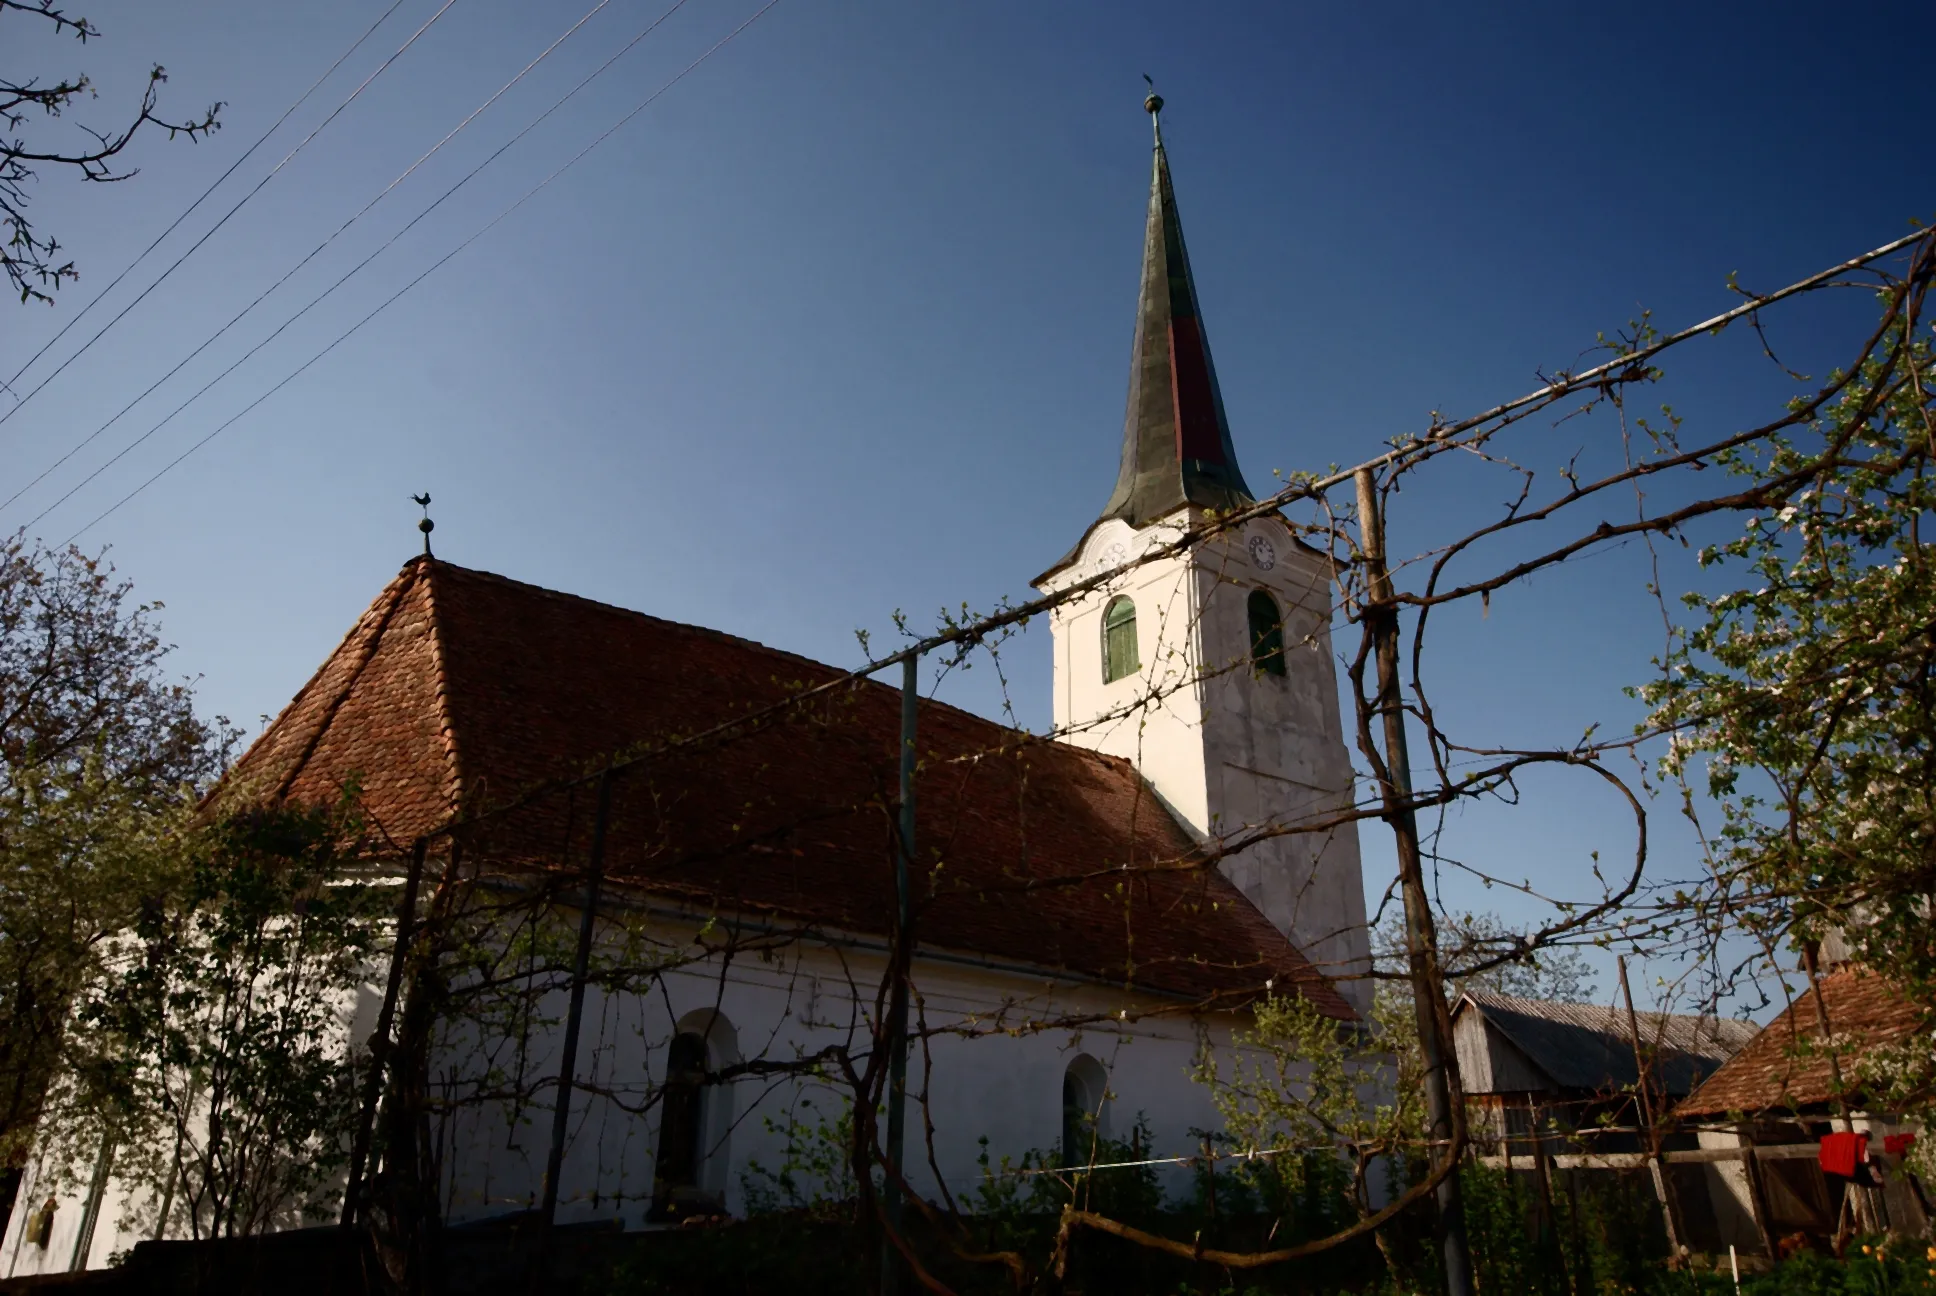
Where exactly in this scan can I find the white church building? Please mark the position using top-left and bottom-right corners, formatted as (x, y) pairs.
(4, 103), (1371, 1275)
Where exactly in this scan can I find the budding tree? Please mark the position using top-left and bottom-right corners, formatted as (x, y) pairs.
(2, 0), (221, 304)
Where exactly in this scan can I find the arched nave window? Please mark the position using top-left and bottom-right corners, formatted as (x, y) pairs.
(1248, 589), (1286, 678)
(1102, 596), (1140, 683)
(651, 1012), (737, 1221)
(652, 1031), (709, 1219)
(1061, 1054), (1111, 1166)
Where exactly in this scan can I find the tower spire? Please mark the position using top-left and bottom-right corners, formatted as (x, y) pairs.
(1094, 92), (1255, 531)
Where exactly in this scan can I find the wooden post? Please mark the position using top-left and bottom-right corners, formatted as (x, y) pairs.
(1563, 1164), (1593, 1296)
(1528, 1096), (1563, 1280)
(343, 836), (429, 1231)
(367, 838), (466, 1293)
(539, 769), (616, 1229)
(1619, 956), (1684, 1259)
(1356, 467), (1474, 1296)
(1737, 1124), (1779, 1259)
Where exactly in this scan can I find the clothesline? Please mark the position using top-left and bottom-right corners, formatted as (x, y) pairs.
(999, 1120), (1894, 1180)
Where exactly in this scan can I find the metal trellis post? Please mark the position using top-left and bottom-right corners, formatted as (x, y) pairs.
(880, 653), (917, 1295)
(539, 767), (616, 1229)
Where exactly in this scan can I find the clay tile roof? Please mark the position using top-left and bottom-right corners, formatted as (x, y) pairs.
(1458, 991), (1757, 1097)
(1676, 966), (1928, 1117)
(221, 557), (1353, 1018)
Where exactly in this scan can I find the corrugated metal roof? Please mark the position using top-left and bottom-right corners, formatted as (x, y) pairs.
(1458, 991), (1758, 1097)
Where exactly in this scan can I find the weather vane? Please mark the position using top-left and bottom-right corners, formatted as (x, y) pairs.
(1143, 74), (1163, 114)
(412, 493), (434, 557)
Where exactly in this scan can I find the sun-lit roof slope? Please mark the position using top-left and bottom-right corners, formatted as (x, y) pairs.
(221, 557), (1353, 1016)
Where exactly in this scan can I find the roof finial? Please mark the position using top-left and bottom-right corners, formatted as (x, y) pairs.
(412, 493), (434, 558)
(1142, 74), (1163, 143)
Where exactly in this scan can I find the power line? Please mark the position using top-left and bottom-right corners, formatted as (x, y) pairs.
(364, 226), (1936, 839)
(23, 0), (700, 528)
(4, 0), (641, 518)
(0, 0), (412, 404)
(60, 0), (788, 545)
(0, 0), (463, 432)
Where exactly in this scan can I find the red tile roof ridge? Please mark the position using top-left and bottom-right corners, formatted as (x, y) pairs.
(221, 555), (1165, 837)
(219, 555), (1354, 1015)
(214, 561), (422, 808)
(414, 557), (1166, 815)
(417, 558), (467, 812)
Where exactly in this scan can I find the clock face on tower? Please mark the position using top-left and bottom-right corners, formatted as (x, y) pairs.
(1247, 535), (1277, 571)
(1093, 541), (1128, 576)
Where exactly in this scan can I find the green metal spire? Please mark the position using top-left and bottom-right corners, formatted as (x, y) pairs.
(1095, 95), (1255, 530)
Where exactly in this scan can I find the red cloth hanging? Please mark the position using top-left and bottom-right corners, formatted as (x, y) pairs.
(1884, 1132), (1916, 1157)
(1819, 1131), (1869, 1177)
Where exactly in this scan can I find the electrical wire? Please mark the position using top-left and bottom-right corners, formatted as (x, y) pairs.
(0, 0), (412, 405)
(59, 0), (787, 545)
(3, 0), (636, 518)
(22, 0), (698, 530)
(0, 0), (464, 431)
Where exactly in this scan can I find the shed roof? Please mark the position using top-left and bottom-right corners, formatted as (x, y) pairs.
(222, 557), (1352, 1016)
(1458, 991), (1756, 1097)
(1677, 967), (1926, 1117)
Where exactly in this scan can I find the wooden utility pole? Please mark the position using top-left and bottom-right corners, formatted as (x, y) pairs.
(1354, 467), (1474, 1296)
(1619, 955), (1684, 1259)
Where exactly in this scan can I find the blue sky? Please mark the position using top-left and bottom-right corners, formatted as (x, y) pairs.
(6, 0), (1931, 1014)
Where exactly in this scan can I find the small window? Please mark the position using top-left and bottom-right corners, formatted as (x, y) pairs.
(1061, 1054), (1110, 1165)
(1102, 596), (1140, 683)
(1248, 590), (1286, 678)
(652, 1032), (709, 1218)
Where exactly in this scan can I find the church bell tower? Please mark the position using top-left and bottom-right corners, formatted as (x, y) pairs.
(1035, 96), (1371, 1012)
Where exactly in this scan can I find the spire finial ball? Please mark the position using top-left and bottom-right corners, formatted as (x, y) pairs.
(411, 492), (435, 557)
(1144, 92), (1163, 116)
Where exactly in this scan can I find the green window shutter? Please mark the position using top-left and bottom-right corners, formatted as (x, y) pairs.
(1248, 590), (1286, 677)
(1102, 596), (1140, 682)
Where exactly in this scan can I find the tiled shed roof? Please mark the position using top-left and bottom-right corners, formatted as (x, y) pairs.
(223, 557), (1352, 1017)
(1677, 967), (1927, 1117)
(1458, 991), (1757, 1097)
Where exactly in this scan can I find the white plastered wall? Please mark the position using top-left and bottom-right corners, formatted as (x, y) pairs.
(0, 979), (383, 1279)
(2, 917), (1276, 1268)
(432, 926), (1247, 1226)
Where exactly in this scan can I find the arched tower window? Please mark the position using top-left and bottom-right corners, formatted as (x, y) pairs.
(652, 1031), (710, 1219)
(1061, 1054), (1111, 1165)
(1102, 596), (1140, 683)
(1248, 590), (1286, 678)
